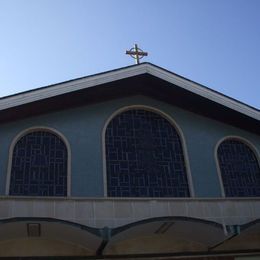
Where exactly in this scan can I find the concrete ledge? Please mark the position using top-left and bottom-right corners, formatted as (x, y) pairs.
(0, 197), (259, 228)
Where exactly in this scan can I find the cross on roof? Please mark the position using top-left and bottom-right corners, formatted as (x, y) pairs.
(126, 44), (148, 64)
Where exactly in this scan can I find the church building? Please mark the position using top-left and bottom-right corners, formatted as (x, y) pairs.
(0, 62), (259, 259)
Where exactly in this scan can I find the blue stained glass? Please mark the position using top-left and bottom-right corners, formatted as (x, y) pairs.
(217, 139), (260, 197)
(105, 109), (190, 197)
(10, 131), (67, 196)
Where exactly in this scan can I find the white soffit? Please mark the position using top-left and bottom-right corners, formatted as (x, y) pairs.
(0, 63), (259, 121)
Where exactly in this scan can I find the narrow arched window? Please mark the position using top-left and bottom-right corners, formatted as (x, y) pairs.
(217, 138), (260, 197)
(105, 109), (190, 197)
(9, 130), (68, 196)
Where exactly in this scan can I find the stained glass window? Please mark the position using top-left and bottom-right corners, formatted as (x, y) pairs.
(217, 139), (260, 197)
(9, 130), (68, 196)
(105, 109), (190, 197)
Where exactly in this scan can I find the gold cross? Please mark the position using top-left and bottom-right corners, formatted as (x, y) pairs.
(126, 44), (148, 64)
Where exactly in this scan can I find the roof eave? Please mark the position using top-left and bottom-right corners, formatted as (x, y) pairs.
(0, 63), (258, 121)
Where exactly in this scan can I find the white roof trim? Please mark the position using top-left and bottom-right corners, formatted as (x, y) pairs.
(0, 63), (259, 121)
(145, 65), (259, 120)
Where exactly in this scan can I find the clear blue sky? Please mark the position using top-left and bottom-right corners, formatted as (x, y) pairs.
(0, 0), (259, 108)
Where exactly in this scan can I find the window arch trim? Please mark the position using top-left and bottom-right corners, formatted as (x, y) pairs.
(214, 135), (260, 197)
(6, 126), (72, 197)
(102, 105), (194, 197)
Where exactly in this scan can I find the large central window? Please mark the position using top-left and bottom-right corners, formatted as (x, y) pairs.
(105, 109), (190, 197)
(9, 130), (68, 196)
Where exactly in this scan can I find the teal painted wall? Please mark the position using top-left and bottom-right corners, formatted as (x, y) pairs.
(0, 95), (259, 197)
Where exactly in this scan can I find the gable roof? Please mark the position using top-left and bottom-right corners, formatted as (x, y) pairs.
(0, 63), (259, 134)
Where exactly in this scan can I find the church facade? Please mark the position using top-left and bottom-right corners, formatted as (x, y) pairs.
(0, 63), (259, 259)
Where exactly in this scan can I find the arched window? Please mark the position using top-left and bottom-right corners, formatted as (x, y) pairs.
(105, 108), (190, 197)
(217, 138), (260, 197)
(9, 130), (68, 196)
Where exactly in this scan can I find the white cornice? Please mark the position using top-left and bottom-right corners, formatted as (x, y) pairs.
(145, 65), (259, 120)
(0, 63), (259, 121)
(0, 64), (148, 111)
